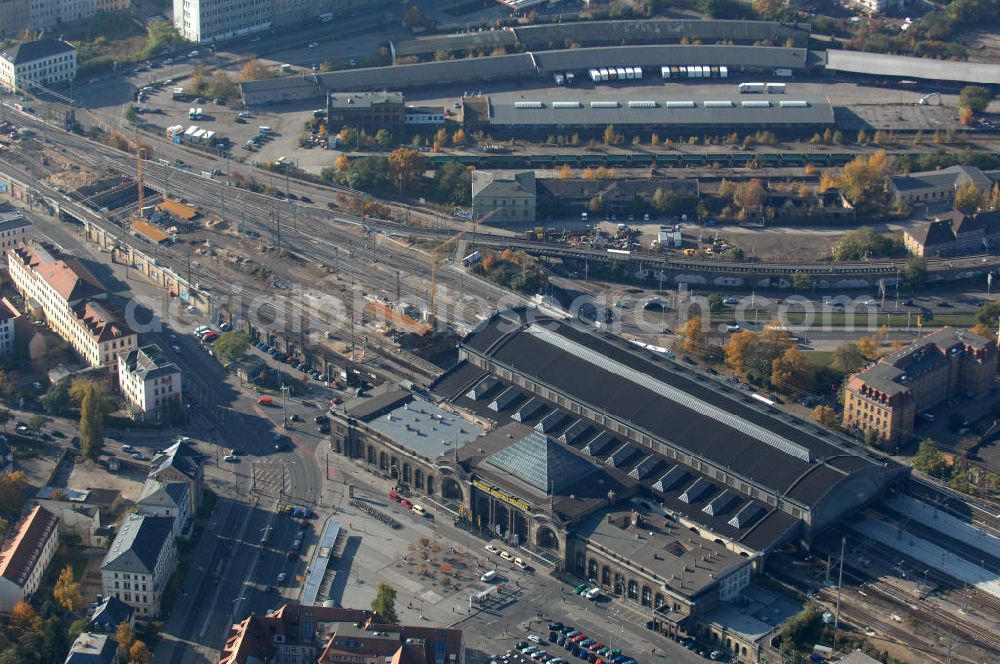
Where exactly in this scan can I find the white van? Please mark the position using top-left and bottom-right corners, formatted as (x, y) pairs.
(480, 570), (498, 583)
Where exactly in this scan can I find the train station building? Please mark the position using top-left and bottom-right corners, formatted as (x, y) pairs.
(329, 309), (906, 660)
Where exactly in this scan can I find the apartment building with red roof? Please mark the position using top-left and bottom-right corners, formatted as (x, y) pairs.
(6, 242), (136, 368)
(219, 605), (464, 664)
(0, 505), (59, 612)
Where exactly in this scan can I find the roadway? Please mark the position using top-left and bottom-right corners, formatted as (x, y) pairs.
(17, 203), (325, 662)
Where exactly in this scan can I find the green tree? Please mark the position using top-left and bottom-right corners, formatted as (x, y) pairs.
(42, 380), (71, 415)
(432, 162), (471, 206)
(833, 227), (893, 261)
(830, 342), (866, 375)
(912, 439), (949, 478)
(791, 272), (812, 291)
(214, 331), (249, 364)
(781, 603), (824, 653)
(343, 157), (388, 191)
(959, 85), (992, 114)
(27, 414), (44, 434)
(374, 129), (393, 149)
(69, 617), (88, 641)
(41, 617), (69, 663)
(974, 299), (1000, 329)
(79, 382), (105, 461)
(124, 105), (139, 125)
(0, 471), (27, 513)
(371, 582), (398, 623)
(903, 256), (927, 288)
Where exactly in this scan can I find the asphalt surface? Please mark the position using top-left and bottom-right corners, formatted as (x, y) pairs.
(17, 203), (325, 662)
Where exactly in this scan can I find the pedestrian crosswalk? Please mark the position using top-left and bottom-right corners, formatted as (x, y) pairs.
(251, 460), (288, 495)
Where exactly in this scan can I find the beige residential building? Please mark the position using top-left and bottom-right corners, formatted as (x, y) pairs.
(0, 505), (60, 613)
(889, 165), (993, 207)
(7, 243), (137, 368)
(100, 514), (176, 618)
(0, 0), (30, 40)
(471, 171), (537, 225)
(843, 327), (997, 446)
(0, 298), (22, 358)
(0, 38), (75, 93)
(118, 345), (182, 420)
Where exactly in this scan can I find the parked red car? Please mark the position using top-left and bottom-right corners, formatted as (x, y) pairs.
(388, 490), (402, 502)
(400, 499), (414, 509)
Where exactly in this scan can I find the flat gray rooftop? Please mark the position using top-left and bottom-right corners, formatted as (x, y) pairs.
(300, 520), (341, 606)
(575, 504), (751, 599)
(826, 49), (1000, 85)
(366, 399), (484, 459)
(488, 94), (833, 127)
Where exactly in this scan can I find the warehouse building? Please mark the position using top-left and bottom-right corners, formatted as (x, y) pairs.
(825, 49), (1000, 86)
(472, 94), (833, 135)
(241, 44), (807, 105)
(329, 310), (904, 660)
(889, 165), (993, 206)
(327, 91), (406, 134)
(388, 19), (809, 62)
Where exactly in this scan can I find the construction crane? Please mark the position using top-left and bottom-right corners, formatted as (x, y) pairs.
(429, 208), (501, 320)
(80, 106), (148, 218)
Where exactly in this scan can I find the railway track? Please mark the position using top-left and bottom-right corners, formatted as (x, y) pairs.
(16, 109), (1000, 282)
(867, 579), (1000, 653)
(814, 586), (971, 664)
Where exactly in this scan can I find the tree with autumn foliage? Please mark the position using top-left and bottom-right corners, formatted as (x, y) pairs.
(835, 151), (892, 214)
(771, 346), (816, 393)
(387, 147), (425, 193)
(724, 330), (791, 386)
(10, 601), (38, 636)
(954, 180), (986, 214)
(812, 405), (840, 428)
(858, 335), (882, 361)
(129, 640), (153, 664)
(680, 317), (708, 357)
(54, 564), (85, 612)
(334, 155), (349, 172)
(240, 59), (273, 81)
(117, 622), (136, 660)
